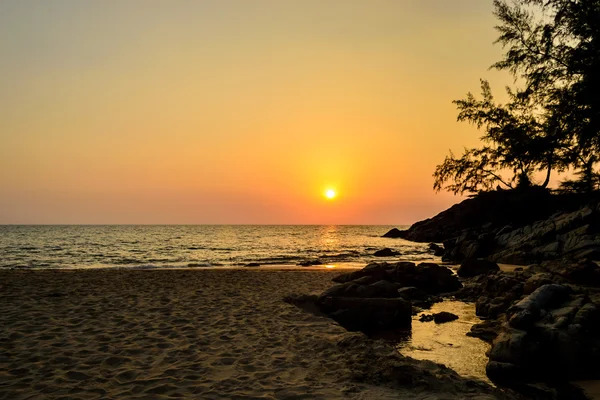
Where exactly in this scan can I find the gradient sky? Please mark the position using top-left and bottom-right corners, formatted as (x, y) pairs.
(0, 0), (515, 224)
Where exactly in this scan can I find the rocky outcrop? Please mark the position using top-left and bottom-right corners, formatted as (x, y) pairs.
(385, 188), (563, 243)
(318, 297), (411, 332)
(429, 243), (445, 256)
(314, 262), (461, 333)
(383, 189), (600, 264)
(332, 262), (462, 294)
(382, 228), (403, 238)
(487, 284), (600, 383)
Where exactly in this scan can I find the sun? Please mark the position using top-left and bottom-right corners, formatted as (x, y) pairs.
(325, 189), (337, 199)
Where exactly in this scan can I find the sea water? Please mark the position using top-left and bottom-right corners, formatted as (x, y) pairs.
(0, 225), (438, 269)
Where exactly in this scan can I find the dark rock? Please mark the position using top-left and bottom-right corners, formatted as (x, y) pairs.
(332, 262), (462, 294)
(245, 262), (260, 267)
(561, 260), (600, 286)
(429, 243), (445, 256)
(318, 283), (358, 300)
(282, 294), (323, 316)
(397, 187), (559, 244)
(457, 259), (500, 278)
(419, 314), (434, 322)
(319, 297), (412, 332)
(397, 286), (429, 301)
(486, 361), (529, 384)
(333, 262), (391, 284)
(506, 284), (571, 329)
(298, 259), (322, 267)
(382, 228), (404, 238)
(366, 280), (403, 298)
(433, 311), (458, 324)
(373, 248), (399, 257)
(467, 319), (501, 343)
(523, 273), (559, 295)
(351, 275), (378, 285)
(486, 283), (600, 383)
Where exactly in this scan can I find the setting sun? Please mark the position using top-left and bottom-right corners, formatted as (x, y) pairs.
(325, 189), (337, 199)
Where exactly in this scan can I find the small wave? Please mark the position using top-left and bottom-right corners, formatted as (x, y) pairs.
(187, 262), (214, 268)
(113, 258), (144, 265)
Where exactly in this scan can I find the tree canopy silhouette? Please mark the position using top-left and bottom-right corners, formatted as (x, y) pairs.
(434, 0), (600, 195)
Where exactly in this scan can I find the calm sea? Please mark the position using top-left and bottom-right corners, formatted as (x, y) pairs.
(0, 225), (438, 270)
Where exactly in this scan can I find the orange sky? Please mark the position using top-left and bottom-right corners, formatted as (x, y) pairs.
(0, 1), (515, 224)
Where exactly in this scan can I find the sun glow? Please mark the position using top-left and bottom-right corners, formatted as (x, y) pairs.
(325, 189), (337, 199)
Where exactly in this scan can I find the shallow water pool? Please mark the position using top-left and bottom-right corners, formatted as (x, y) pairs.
(397, 300), (491, 383)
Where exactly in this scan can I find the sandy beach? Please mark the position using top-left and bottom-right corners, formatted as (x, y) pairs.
(0, 268), (425, 400)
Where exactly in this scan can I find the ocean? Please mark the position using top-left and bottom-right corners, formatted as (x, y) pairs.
(0, 225), (438, 270)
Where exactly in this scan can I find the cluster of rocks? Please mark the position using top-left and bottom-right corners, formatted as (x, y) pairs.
(451, 257), (600, 390)
(383, 189), (600, 265)
(287, 254), (600, 397)
(488, 284), (600, 383)
(315, 262), (462, 333)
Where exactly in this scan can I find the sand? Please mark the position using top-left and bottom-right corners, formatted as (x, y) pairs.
(0, 269), (412, 399)
(0, 268), (514, 400)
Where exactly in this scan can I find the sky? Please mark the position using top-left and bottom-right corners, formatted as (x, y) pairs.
(0, 0), (515, 225)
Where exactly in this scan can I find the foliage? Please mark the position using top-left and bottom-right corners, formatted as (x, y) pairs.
(434, 0), (600, 195)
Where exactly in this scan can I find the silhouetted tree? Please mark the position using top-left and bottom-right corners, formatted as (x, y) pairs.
(433, 80), (568, 195)
(434, 0), (600, 195)
(493, 0), (600, 191)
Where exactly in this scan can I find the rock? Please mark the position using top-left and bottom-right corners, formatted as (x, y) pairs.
(397, 286), (429, 301)
(457, 259), (500, 278)
(562, 260), (600, 286)
(433, 311), (458, 324)
(351, 275), (378, 285)
(523, 273), (558, 295)
(507, 284), (571, 329)
(333, 262), (391, 284)
(486, 361), (529, 384)
(318, 283), (359, 300)
(365, 280), (403, 298)
(373, 248), (399, 257)
(245, 262), (260, 267)
(486, 284), (600, 384)
(419, 314), (434, 322)
(332, 262), (462, 294)
(298, 260), (322, 267)
(386, 262), (463, 294)
(467, 319), (501, 343)
(429, 243), (445, 256)
(318, 297), (412, 332)
(382, 228), (404, 238)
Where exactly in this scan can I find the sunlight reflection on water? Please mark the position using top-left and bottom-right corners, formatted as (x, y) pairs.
(397, 301), (491, 383)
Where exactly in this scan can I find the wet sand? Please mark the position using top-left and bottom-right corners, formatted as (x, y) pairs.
(0, 268), (419, 399)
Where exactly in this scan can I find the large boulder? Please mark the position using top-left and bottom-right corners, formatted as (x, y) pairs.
(333, 262), (462, 295)
(433, 311), (458, 324)
(457, 259), (500, 278)
(382, 228), (404, 238)
(373, 248), (399, 257)
(318, 280), (402, 300)
(429, 243), (445, 256)
(486, 284), (600, 383)
(318, 296), (412, 332)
